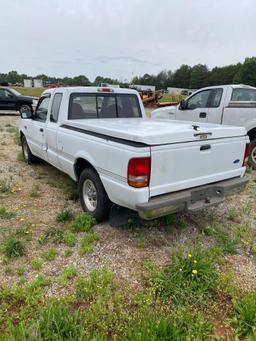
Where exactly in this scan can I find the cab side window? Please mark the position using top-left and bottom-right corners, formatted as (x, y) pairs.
(208, 89), (223, 108)
(186, 90), (211, 109)
(50, 93), (63, 122)
(231, 88), (256, 101)
(0, 89), (12, 98)
(34, 95), (50, 122)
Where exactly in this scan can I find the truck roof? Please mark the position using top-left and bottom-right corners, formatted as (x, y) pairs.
(198, 84), (256, 91)
(42, 86), (139, 96)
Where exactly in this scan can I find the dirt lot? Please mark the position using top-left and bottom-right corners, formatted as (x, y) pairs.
(0, 115), (256, 339)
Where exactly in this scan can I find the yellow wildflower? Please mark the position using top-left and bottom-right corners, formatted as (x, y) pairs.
(194, 260), (197, 264)
(19, 218), (24, 222)
(179, 268), (182, 272)
(192, 269), (198, 275)
(188, 253), (192, 258)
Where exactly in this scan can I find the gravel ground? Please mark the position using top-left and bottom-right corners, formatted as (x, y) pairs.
(0, 115), (256, 298)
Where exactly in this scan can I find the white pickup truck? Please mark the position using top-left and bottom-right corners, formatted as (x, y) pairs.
(19, 87), (249, 222)
(152, 84), (256, 167)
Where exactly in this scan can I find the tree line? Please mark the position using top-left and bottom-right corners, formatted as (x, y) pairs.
(1, 57), (256, 90)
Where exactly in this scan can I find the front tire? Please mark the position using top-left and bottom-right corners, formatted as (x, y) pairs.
(249, 139), (256, 169)
(21, 136), (36, 164)
(78, 168), (111, 221)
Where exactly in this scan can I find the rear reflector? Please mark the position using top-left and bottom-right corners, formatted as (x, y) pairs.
(243, 143), (250, 167)
(128, 157), (151, 188)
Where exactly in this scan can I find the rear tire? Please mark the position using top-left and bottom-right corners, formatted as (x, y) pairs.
(21, 136), (36, 164)
(78, 168), (111, 222)
(249, 139), (256, 169)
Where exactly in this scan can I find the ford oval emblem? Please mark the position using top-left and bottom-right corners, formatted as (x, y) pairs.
(233, 159), (240, 164)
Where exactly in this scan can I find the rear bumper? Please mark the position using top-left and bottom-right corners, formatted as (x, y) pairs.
(136, 177), (248, 220)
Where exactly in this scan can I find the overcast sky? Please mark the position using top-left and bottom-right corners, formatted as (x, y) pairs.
(1, 0), (256, 81)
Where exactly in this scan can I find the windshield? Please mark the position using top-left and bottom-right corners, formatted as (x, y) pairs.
(9, 88), (21, 96)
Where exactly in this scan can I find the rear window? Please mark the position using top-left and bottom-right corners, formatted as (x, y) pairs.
(231, 88), (256, 101)
(68, 93), (142, 119)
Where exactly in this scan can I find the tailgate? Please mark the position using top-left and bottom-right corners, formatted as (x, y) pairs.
(150, 136), (247, 197)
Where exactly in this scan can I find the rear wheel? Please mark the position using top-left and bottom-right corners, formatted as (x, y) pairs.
(78, 168), (111, 221)
(249, 139), (256, 169)
(21, 136), (36, 164)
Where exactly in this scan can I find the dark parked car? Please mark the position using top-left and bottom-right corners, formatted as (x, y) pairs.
(0, 87), (34, 113)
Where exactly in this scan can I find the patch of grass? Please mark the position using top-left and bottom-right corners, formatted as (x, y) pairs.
(61, 266), (77, 284)
(79, 233), (100, 255)
(16, 267), (25, 276)
(143, 247), (221, 306)
(231, 292), (256, 338)
(41, 248), (57, 261)
(126, 309), (212, 341)
(56, 209), (74, 223)
(16, 150), (24, 162)
(30, 258), (43, 270)
(251, 243), (256, 256)
(38, 227), (64, 245)
(227, 208), (240, 222)
(13, 128), (21, 146)
(71, 213), (96, 232)
(8, 303), (88, 340)
(29, 184), (40, 198)
(4, 265), (13, 275)
(0, 180), (11, 194)
(64, 249), (73, 258)
(2, 238), (26, 258)
(13, 86), (44, 97)
(0, 207), (16, 219)
(203, 225), (239, 254)
(63, 231), (76, 247)
(75, 267), (115, 299)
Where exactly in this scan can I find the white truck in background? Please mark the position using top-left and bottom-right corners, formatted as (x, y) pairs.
(152, 84), (256, 167)
(19, 86), (249, 223)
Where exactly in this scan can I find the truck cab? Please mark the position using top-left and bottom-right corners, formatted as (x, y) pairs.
(152, 84), (256, 167)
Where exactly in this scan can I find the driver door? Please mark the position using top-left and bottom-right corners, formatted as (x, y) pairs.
(25, 95), (50, 160)
(176, 90), (211, 123)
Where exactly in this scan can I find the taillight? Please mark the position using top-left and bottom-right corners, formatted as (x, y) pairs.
(128, 157), (151, 188)
(243, 143), (250, 167)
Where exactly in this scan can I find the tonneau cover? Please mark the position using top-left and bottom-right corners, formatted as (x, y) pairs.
(63, 118), (246, 146)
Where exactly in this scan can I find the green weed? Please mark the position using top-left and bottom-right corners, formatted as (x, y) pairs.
(144, 247), (221, 306)
(0, 207), (15, 219)
(30, 258), (43, 270)
(71, 213), (96, 232)
(79, 233), (100, 255)
(41, 248), (57, 261)
(56, 209), (74, 223)
(2, 238), (25, 258)
(38, 227), (64, 245)
(63, 231), (76, 247)
(231, 292), (256, 338)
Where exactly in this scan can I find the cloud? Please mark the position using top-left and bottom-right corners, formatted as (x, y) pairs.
(0, 0), (256, 81)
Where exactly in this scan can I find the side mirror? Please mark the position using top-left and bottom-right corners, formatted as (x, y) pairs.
(179, 99), (186, 110)
(21, 111), (32, 119)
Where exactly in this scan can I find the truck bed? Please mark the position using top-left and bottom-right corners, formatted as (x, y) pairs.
(63, 118), (246, 145)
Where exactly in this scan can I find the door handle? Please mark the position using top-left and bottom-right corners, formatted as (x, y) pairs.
(199, 112), (207, 118)
(40, 128), (44, 132)
(200, 144), (211, 151)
